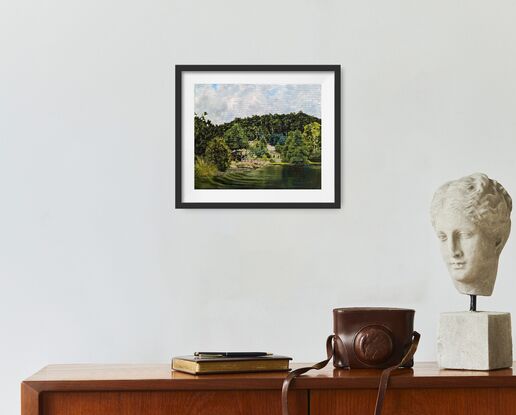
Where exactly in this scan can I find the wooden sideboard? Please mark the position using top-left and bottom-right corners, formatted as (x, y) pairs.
(22, 362), (516, 415)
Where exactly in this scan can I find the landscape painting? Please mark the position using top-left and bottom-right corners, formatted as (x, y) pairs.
(176, 65), (340, 208)
(194, 84), (322, 189)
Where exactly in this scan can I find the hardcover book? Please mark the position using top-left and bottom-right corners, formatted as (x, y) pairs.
(172, 354), (292, 375)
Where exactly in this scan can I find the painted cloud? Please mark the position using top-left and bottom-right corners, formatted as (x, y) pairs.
(194, 84), (321, 124)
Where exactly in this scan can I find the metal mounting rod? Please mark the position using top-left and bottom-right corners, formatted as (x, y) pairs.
(469, 295), (477, 312)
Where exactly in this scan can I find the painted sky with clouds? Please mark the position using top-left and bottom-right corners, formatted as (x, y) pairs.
(195, 84), (321, 124)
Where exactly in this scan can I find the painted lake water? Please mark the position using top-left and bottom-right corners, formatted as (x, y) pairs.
(195, 164), (321, 189)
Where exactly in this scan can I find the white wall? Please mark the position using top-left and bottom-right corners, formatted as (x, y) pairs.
(2, 0), (516, 413)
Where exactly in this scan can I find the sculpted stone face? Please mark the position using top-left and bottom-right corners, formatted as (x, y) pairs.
(431, 173), (512, 296)
(433, 205), (501, 295)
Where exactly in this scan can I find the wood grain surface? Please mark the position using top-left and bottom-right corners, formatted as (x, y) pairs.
(42, 390), (307, 415)
(21, 383), (39, 415)
(24, 362), (516, 391)
(311, 388), (516, 415)
(22, 362), (516, 415)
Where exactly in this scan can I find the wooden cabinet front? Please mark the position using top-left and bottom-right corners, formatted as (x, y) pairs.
(37, 390), (307, 415)
(310, 388), (516, 415)
(23, 363), (516, 415)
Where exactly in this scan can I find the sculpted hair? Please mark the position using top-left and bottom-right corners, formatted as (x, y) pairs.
(431, 173), (512, 247)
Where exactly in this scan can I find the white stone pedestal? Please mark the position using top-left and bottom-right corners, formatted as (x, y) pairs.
(437, 311), (512, 370)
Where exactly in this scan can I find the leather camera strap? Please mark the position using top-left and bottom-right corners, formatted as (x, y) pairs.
(372, 331), (420, 415)
(281, 331), (420, 415)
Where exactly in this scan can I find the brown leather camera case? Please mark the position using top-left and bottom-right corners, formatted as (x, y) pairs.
(281, 307), (419, 415)
(333, 307), (415, 369)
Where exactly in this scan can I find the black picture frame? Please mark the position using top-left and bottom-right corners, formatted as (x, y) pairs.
(175, 65), (341, 208)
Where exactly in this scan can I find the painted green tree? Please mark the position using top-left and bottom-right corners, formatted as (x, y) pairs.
(194, 112), (217, 156)
(302, 121), (321, 162)
(250, 138), (270, 158)
(205, 137), (231, 171)
(223, 122), (249, 150)
(283, 130), (310, 164)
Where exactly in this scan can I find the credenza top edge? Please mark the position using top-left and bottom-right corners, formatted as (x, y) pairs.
(21, 362), (516, 392)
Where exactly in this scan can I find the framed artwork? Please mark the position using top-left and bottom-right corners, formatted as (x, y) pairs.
(175, 65), (340, 208)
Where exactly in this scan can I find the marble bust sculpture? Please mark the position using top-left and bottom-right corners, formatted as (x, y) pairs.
(430, 173), (512, 296)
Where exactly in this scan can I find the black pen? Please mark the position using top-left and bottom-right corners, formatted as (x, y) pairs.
(194, 352), (271, 357)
